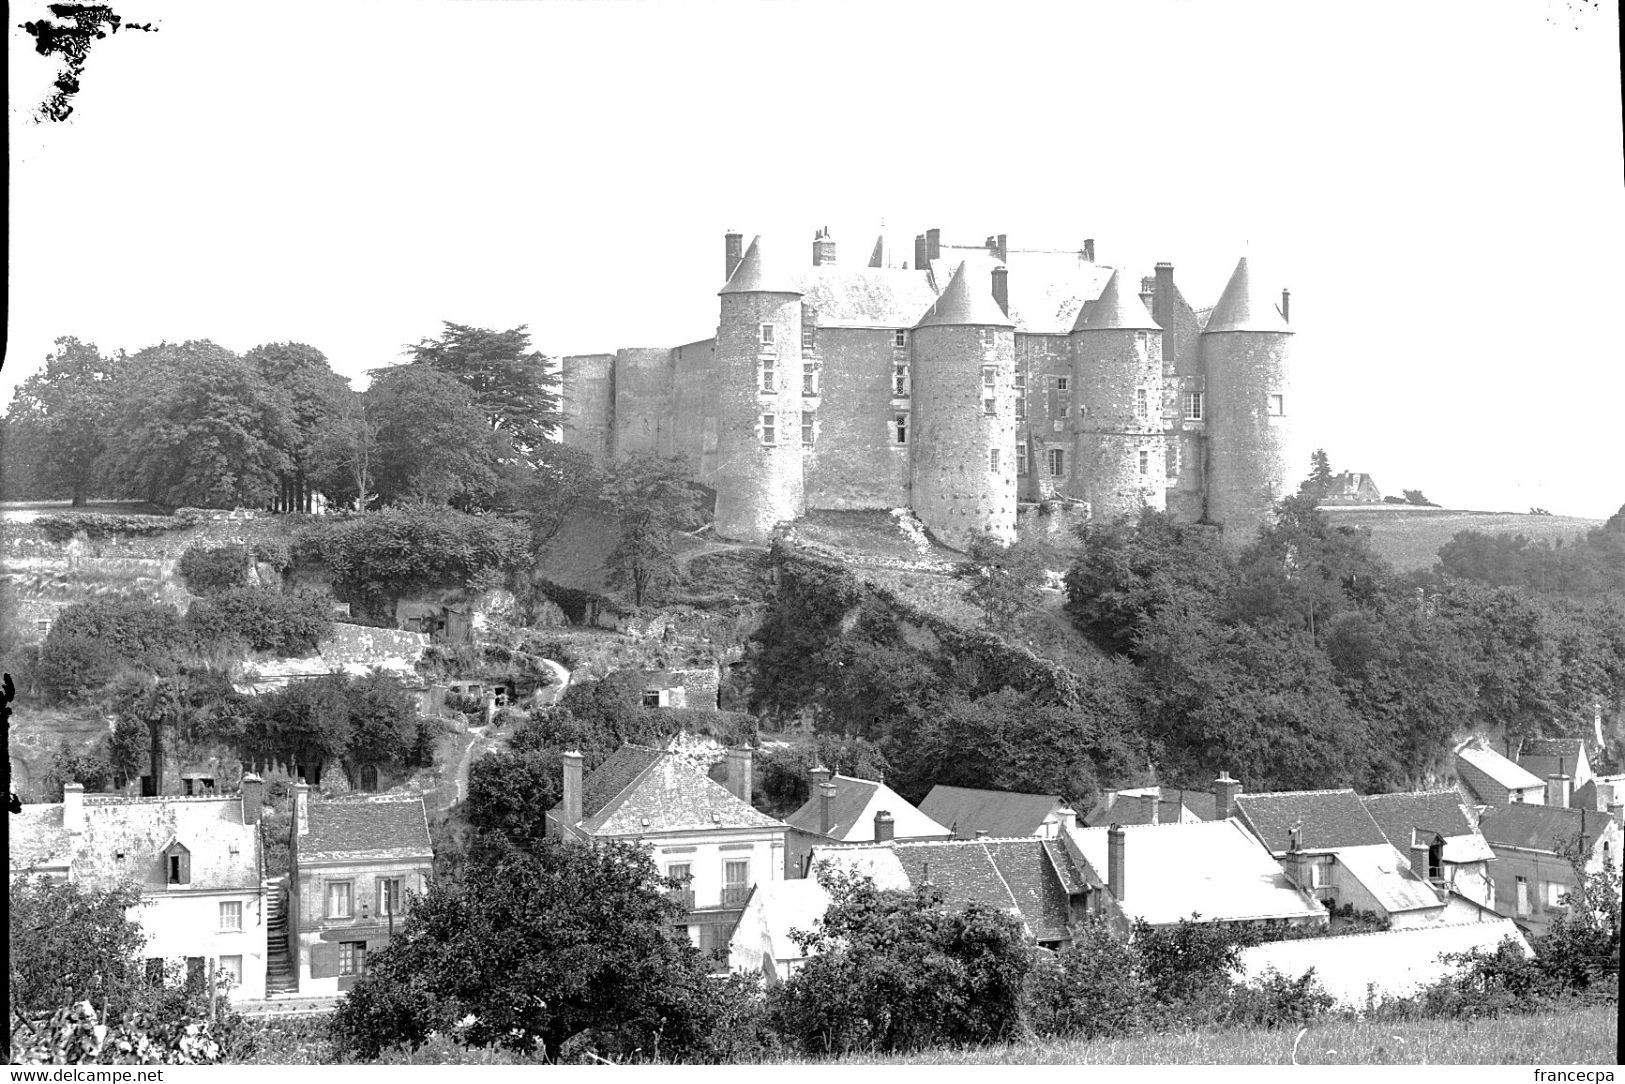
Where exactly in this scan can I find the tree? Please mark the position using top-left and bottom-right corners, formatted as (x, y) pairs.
(407, 322), (562, 468)
(1025, 916), (1150, 1038)
(329, 838), (747, 1062)
(9, 879), (147, 1022)
(104, 341), (292, 508)
(308, 388), (376, 512)
(240, 678), (351, 784)
(517, 443), (605, 551)
(246, 342), (353, 513)
(1297, 448), (1334, 501)
(601, 453), (705, 607)
(1230, 494), (1392, 644)
(1403, 488), (1437, 507)
(177, 544), (251, 596)
(184, 587), (332, 656)
(3, 337), (123, 505)
(340, 670), (423, 781)
(955, 530), (1047, 632)
(364, 364), (507, 509)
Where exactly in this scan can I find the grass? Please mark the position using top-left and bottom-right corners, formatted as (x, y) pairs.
(1323, 507), (1603, 572)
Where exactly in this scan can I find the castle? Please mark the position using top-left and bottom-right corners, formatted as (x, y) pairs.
(561, 227), (1293, 548)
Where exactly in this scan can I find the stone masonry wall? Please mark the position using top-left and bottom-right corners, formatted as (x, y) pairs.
(1201, 330), (1291, 544)
(802, 327), (911, 510)
(560, 353), (615, 459)
(710, 291), (806, 542)
(909, 325), (1017, 548)
(1070, 328), (1168, 517)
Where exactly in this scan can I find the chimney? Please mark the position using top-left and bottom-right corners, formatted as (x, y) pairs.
(240, 773), (264, 826)
(1082, 238), (1095, 263)
(1408, 832), (1430, 880)
(812, 227), (837, 267)
(1057, 806), (1077, 834)
(926, 228), (941, 262)
(1142, 792), (1159, 825)
(818, 780), (837, 836)
(874, 810), (895, 842)
(914, 234), (928, 271)
(1280, 287), (1291, 323)
(63, 782), (84, 834)
(991, 266), (1009, 317)
(1153, 262), (1175, 325)
(724, 231), (744, 281)
(726, 745), (753, 805)
(1548, 772), (1571, 809)
(1214, 771), (1241, 821)
(562, 751), (584, 827)
(1139, 276), (1156, 314)
(1107, 823), (1126, 900)
(294, 782), (310, 838)
(808, 763), (832, 790)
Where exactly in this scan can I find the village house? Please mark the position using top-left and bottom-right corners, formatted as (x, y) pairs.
(1319, 471), (1384, 504)
(1475, 802), (1622, 937)
(1082, 785), (1212, 827)
(546, 744), (787, 958)
(1361, 790), (1498, 911)
(783, 766), (953, 877)
(638, 667), (722, 710)
(1454, 737), (1547, 805)
(286, 785), (433, 997)
(1516, 737), (1595, 805)
(9, 778), (269, 1000)
(1573, 773), (1625, 817)
(917, 784), (1074, 839)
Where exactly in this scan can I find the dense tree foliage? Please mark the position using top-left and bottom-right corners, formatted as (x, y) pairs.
(956, 530), (1047, 631)
(364, 365), (508, 509)
(3, 337), (124, 505)
(237, 671), (431, 786)
(246, 343), (353, 513)
(177, 543), (252, 596)
(600, 452), (706, 607)
(184, 587), (333, 656)
(37, 599), (189, 699)
(406, 322), (562, 468)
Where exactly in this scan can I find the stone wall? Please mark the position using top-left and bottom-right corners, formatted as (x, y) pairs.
(802, 327), (910, 510)
(1071, 327), (1167, 517)
(560, 352), (615, 458)
(909, 324), (1017, 548)
(711, 290), (806, 542)
(1201, 330), (1291, 544)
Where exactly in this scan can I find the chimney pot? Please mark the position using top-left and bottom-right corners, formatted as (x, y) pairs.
(1281, 287), (1291, 323)
(294, 782), (310, 838)
(996, 233), (1008, 262)
(874, 809), (895, 842)
(562, 751), (584, 828)
(240, 773), (264, 826)
(63, 782), (84, 834)
(1107, 823), (1126, 900)
(914, 234), (928, 271)
(991, 265), (1009, 317)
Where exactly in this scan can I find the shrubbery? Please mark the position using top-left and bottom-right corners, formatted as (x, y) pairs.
(33, 513), (181, 543)
(185, 587), (332, 655)
(179, 543), (251, 595)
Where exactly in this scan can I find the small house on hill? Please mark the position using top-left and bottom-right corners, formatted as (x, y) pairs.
(1476, 802), (1622, 937)
(917, 784), (1074, 839)
(784, 768), (952, 877)
(1321, 471), (1384, 504)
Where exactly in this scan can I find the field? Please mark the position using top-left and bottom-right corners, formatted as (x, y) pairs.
(1323, 507), (1603, 572)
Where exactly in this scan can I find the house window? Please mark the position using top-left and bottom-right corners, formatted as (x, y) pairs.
(168, 855), (183, 883)
(723, 859), (750, 907)
(893, 364), (910, 397)
(165, 843), (190, 885)
(802, 361), (818, 397)
(1135, 388), (1149, 420)
(378, 878), (404, 917)
(894, 329), (908, 348)
(219, 901), (242, 931)
(989, 449), (1000, 472)
(1017, 444), (1028, 476)
(802, 412), (816, 446)
(36, 619), (51, 634)
(1545, 881), (1566, 909)
(1015, 373), (1026, 419)
(801, 323), (815, 353)
(1136, 330), (1148, 347)
(1515, 876), (1530, 916)
(1309, 860), (1329, 889)
(982, 365), (997, 415)
(1268, 393), (1285, 416)
(759, 323), (774, 346)
(338, 941), (367, 977)
(1138, 450), (1150, 475)
(760, 356), (776, 393)
(219, 955), (243, 987)
(642, 690), (660, 707)
(1183, 390), (1203, 421)
(1048, 449), (1066, 477)
(326, 881), (353, 920)
(1055, 376), (1069, 392)
(761, 413), (777, 446)
(894, 413), (908, 445)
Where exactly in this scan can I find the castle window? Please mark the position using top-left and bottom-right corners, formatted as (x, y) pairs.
(759, 323), (774, 346)
(1017, 445), (1029, 476)
(1136, 331), (1148, 347)
(1183, 391), (1203, 421)
(1047, 449), (1066, 477)
(802, 360), (818, 397)
(982, 366), (997, 415)
(1055, 376), (1069, 392)
(802, 412), (816, 446)
(1269, 393), (1285, 416)
(1015, 373), (1026, 419)
(1135, 388), (1149, 420)
(760, 357), (776, 393)
(1139, 450), (1150, 475)
(895, 330), (908, 349)
(761, 413), (777, 446)
(893, 364), (909, 397)
(979, 328), (997, 349)
(893, 413), (909, 445)
(801, 325), (815, 353)
(989, 448), (1000, 472)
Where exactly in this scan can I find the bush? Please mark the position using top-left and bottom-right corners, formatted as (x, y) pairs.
(252, 539), (294, 573)
(185, 588), (332, 655)
(1025, 918), (1151, 1039)
(46, 598), (188, 672)
(33, 513), (180, 544)
(178, 543), (251, 596)
(1225, 967), (1335, 1028)
(35, 633), (122, 701)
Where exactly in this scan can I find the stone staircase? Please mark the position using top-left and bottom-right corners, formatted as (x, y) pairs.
(264, 878), (297, 996)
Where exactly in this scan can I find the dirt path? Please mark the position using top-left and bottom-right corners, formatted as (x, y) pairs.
(450, 657), (572, 806)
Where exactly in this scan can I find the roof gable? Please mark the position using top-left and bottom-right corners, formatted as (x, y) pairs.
(1233, 789), (1391, 853)
(918, 785), (1065, 838)
(1478, 803), (1616, 854)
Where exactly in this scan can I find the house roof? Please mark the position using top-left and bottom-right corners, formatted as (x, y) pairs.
(914, 261), (1014, 329)
(785, 775), (951, 841)
(1456, 743), (1545, 791)
(1333, 843), (1444, 914)
(719, 236), (803, 296)
(1477, 803), (1616, 855)
(731, 878), (832, 969)
(1072, 269), (1160, 332)
(1083, 787), (1202, 828)
(1237, 920), (1532, 1010)
(1232, 789), (1391, 853)
(1362, 791), (1496, 864)
(796, 266), (940, 329)
(303, 795), (432, 864)
(1067, 820), (1326, 926)
(1519, 737), (1588, 760)
(918, 784), (1066, 838)
(557, 744), (785, 836)
(1201, 256), (1291, 334)
(10, 795), (260, 892)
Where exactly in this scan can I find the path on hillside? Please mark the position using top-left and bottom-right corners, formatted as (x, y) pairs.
(450, 656), (573, 807)
(673, 541), (766, 574)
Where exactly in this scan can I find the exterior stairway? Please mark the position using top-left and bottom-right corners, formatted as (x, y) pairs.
(264, 877), (297, 996)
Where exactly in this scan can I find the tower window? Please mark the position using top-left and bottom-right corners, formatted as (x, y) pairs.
(801, 324), (815, 352)
(1015, 373), (1026, 419)
(1139, 450), (1150, 475)
(1017, 444), (1029, 476)
(893, 364), (909, 397)
(1055, 376), (1069, 392)
(1268, 393), (1285, 416)
(1136, 331), (1148, 347)
(894, 330), (908, 349)
(802, 411), (815, 446)
(893, 413), (909, 446)
(989, 448), (1000, 472)
(979, 328), (997, 349)
(982, 366), (997, 415)
(1047, 449), (1066, 477)
(761, 413), (777, 445)
(802, 360), (818, 397)
(1135, 388), (1149, 420)
(760, 357), (776, 393)
(1183, 391), (1203, 421)
(759, 324), (774, 346)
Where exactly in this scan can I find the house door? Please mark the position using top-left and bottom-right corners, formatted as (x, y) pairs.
(1515, 876), (1530, 916)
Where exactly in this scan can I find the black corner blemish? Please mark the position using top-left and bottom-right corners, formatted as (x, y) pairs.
(18, 3), (158, 123)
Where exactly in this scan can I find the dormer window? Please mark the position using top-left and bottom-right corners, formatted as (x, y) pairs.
(164, 842), (191, 885)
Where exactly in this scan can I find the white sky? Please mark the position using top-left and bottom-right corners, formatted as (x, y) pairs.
(7, 0), (1623, 517)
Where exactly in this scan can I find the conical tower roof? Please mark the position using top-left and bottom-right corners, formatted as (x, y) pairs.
(1202, 256), (1291, 333)
(719, 236), (803, 295)
(914, 261), (1014, 328)
(1072, 269), (1160, 332)
(868, 233), (887, 268)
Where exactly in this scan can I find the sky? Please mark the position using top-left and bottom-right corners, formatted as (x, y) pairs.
(7, 0), (1623, 517)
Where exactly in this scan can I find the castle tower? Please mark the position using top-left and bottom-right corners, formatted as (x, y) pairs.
(713, 236), (806, 542)
(1199, 256), (1293, 544)
(910, 261), (1017, 548)
(1068, 270), (1168, 518)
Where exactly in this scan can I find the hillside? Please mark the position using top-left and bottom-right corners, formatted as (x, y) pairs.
(1321, 507), (1604, 572)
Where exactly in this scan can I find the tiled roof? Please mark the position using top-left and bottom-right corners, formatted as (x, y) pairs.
(918, 784), (1065, 839)
(1201, 256), (1291, 334)
(785, 775), (950, 841)
(10, 795), (260, 892)
(1362, 791), (1491, 864)
(1332, 843), (1444, 914)
(915, 261), (1014, 329)
(1478, 803), (1615, 854)
(581, 745), (665, 821)
(1456, 744), (1545, 791)
(720, 236), (802, 296)
(1238, 920), (1532, 1010)
(796, 267), (939, 328)
(1084, 787), (1198, 828)
(1067, 820), (1325, 926)
(1519, 738), (1587, 759)
(1041, 838), (1089, 895)
(578, 748), (785, 836)
(1233, 789), (1390, 853)
(303, 796), (431, 863)
(1072, 269), (1160, 331)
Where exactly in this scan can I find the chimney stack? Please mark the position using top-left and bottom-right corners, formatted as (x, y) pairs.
(63, 782), (84, 834)
(1281, 287), (1291, 323)
(1153, 262), (1175, 325)
(991, 266), (1009, 317)
(925, 228), (941, 262)
(294, 782), (310, 838)
(240, 773), (264, 826)
(819, 780), (837, 836)
(1057, 806), (1077, 834)
(809, 763), (832, 789)
(1107, 823), (1126, 900)
(562, 751), (584, 827)
(1142, 792), (1159, 825)
(812, 227), (837, 267)
(724, 231), (744, 281)
(1139, 276), (1156, 314)
(726, 745), (753, 805)
(874, 810), (895, 842)
(1548, 772), (1571, 809)
(1408, 831), (1430, 880)
(914, 234), (928, 271)
(1082, 238), (1096, 262)
(1214, 771), (1241, 821)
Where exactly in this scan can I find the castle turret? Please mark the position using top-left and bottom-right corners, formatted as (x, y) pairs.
(713, 236), (806, 542)
(1199, 256), (1293, 544)
(910, 261), (1017, 548)
(1068, 270), (1167, 518)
